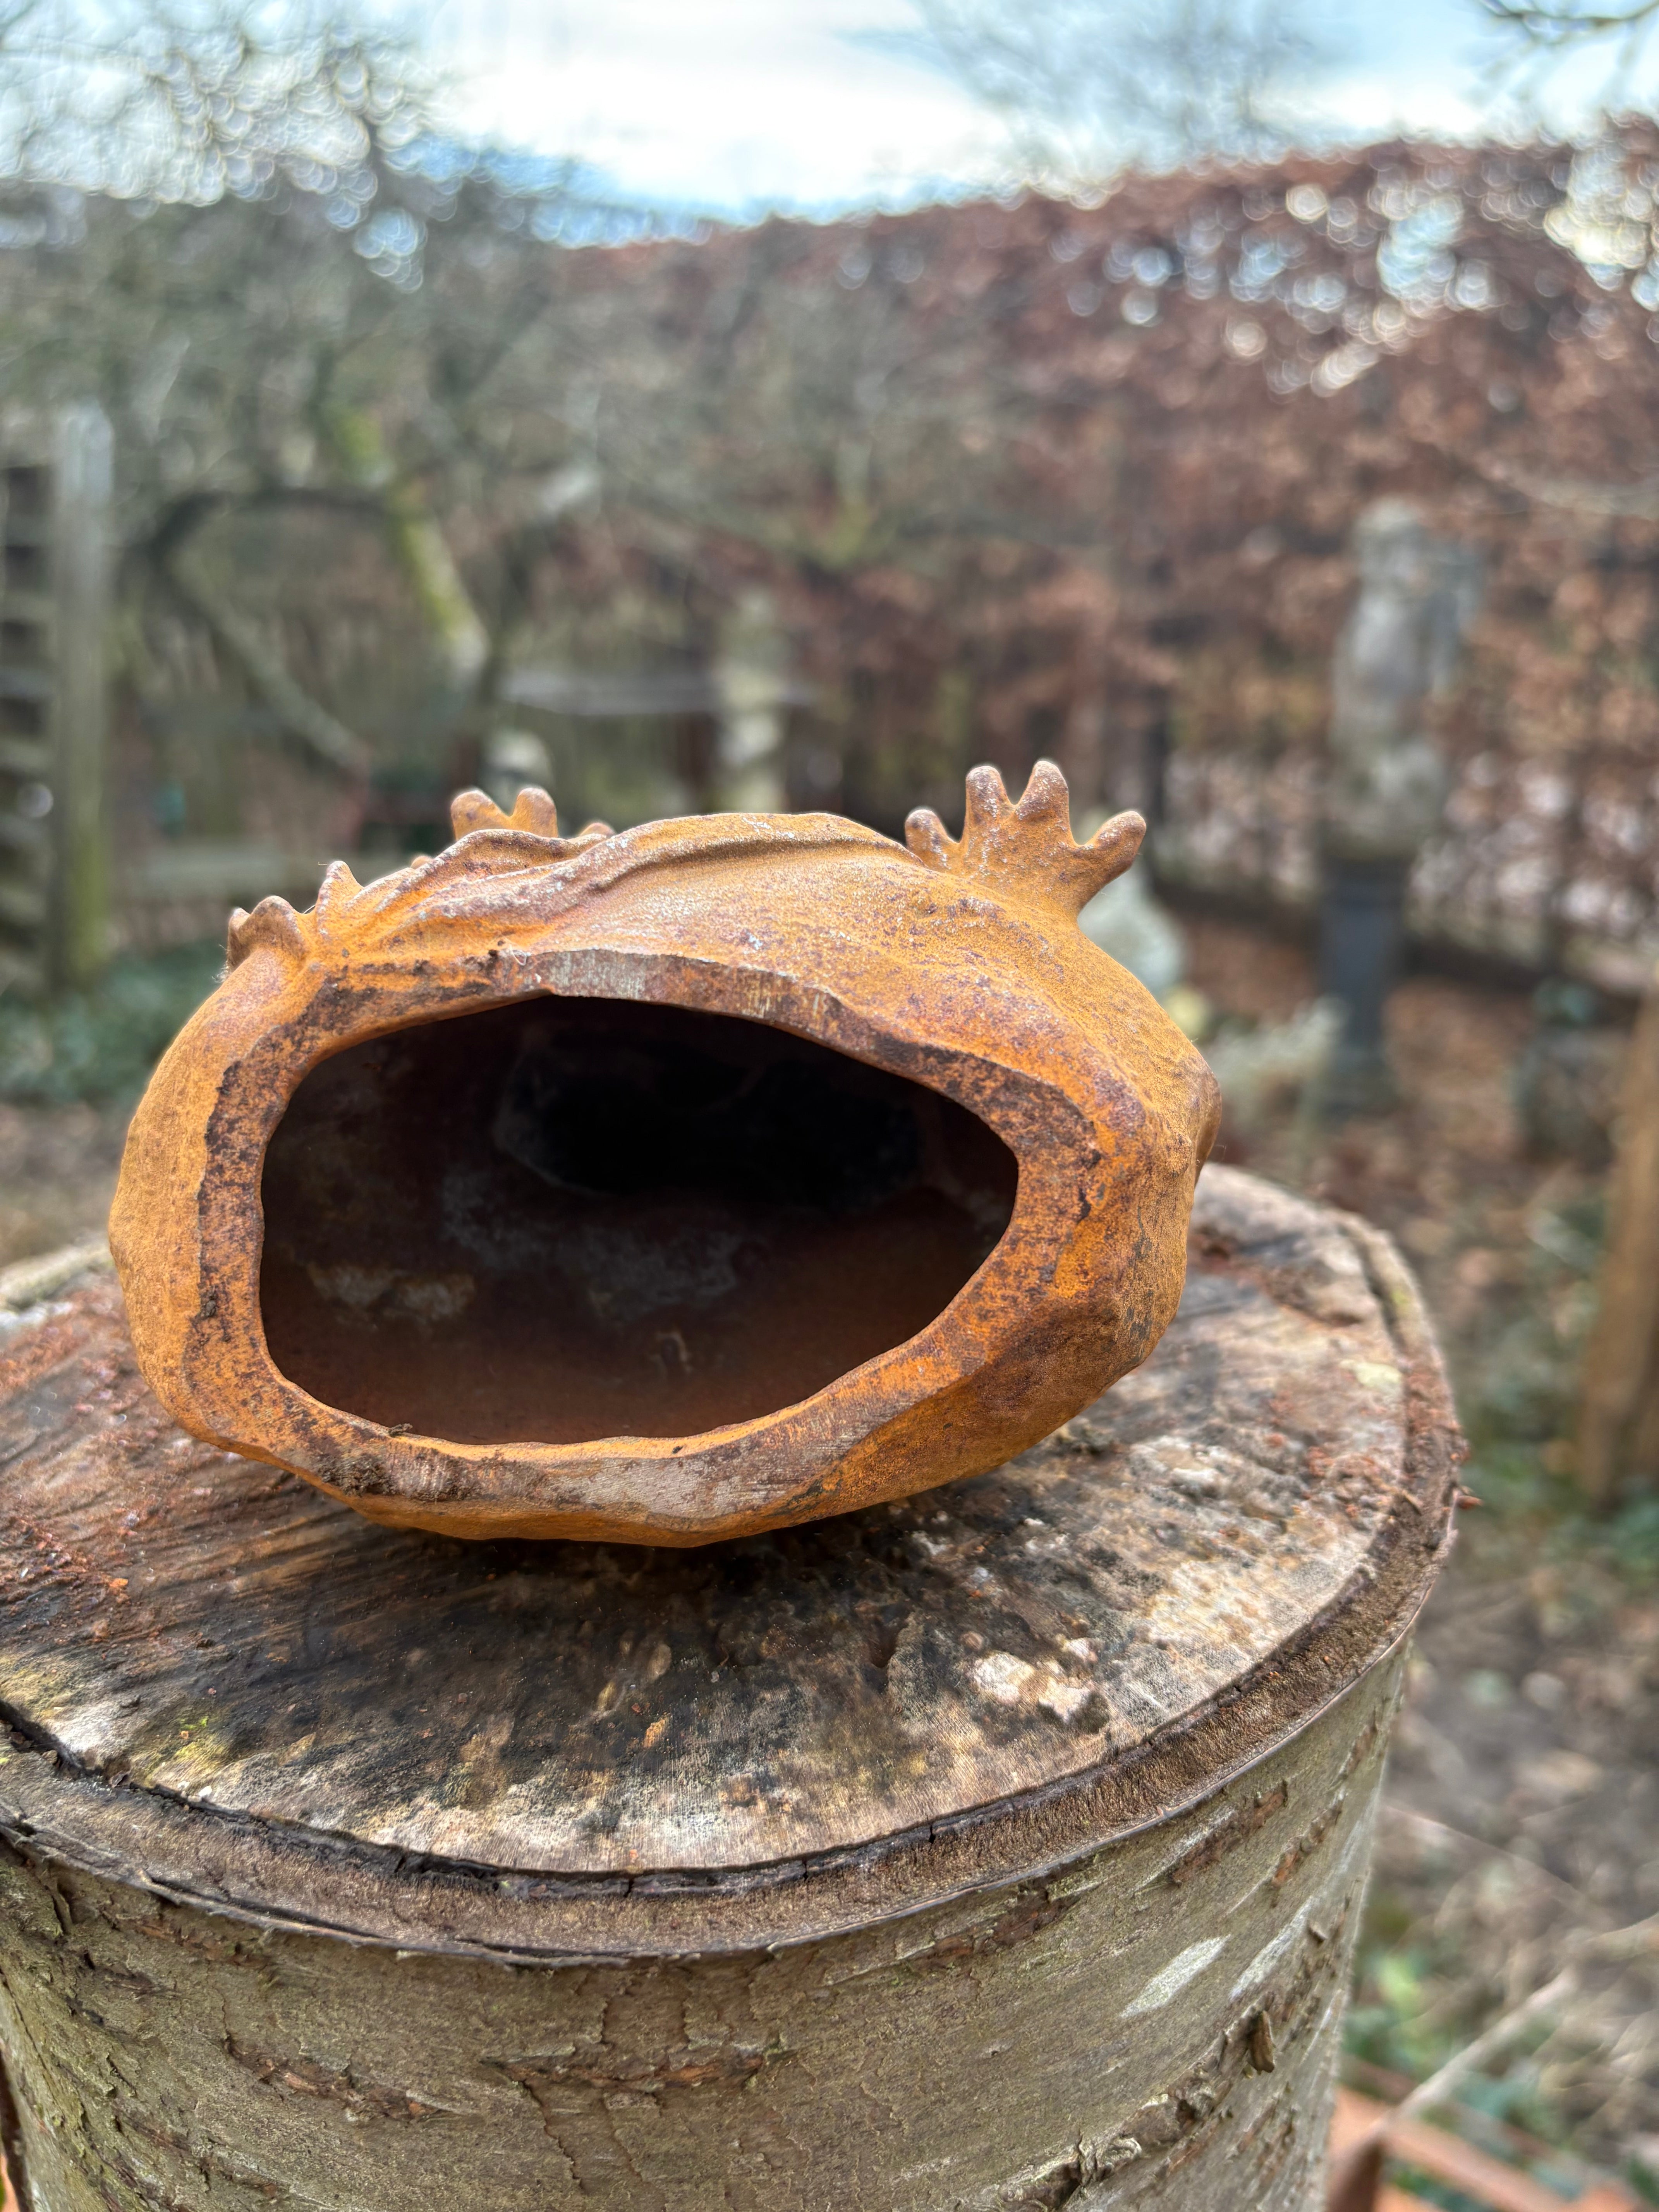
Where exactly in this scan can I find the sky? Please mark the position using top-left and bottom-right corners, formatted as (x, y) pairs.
(425, 0), (1659, 217)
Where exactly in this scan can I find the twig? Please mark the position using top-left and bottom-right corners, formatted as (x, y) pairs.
(1379, 1802), (1596, 1907)
(1577, 1911), (1659, 1966)
(1396, 1908), (1659, 2124)
(1394, 1968), (1577, 2126)
(1329, 1903), (1659, 2202)
(1480, 0), (1659, 40)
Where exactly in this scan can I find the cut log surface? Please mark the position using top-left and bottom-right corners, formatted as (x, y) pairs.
(0, 1166), (1460, 2211)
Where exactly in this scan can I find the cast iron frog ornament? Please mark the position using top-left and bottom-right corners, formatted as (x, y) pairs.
(112, 763), (1220, 1544)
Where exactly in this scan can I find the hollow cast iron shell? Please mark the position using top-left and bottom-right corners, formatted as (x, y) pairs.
(110, 763), (1221, 1544)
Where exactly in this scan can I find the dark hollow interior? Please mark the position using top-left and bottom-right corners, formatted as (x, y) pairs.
(259, 997), (1018, 1445)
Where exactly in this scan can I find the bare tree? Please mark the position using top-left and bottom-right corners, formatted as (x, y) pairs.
(1479, 0), (1659, 47)
(1476, 0), (1659, 110)
(889, 0), (1322, 186)
(0, 0), (667, 813)
(0, 0), (432, 202)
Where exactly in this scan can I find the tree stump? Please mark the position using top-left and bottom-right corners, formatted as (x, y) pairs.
(0, 1167), (1459, 2212)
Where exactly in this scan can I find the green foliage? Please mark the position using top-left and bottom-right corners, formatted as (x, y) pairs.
(1466, 1424), (1659, 1584)
(1346, 1944), (1463, 2081)
(0, 940), (222, 1105)
(1384, 2170), (1486, 2212)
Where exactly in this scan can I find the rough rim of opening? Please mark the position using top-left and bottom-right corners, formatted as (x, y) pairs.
(254, 993), (1021, 1451)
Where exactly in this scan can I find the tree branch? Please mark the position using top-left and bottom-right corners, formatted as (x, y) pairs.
(163, 547), (371, 780)
(322, 406), (489, 696)
(1329, 1903), (1659, 2207)
(1479, 0), (1659, 40)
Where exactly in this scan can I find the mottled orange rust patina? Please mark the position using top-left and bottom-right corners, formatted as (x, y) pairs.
(110, 763), (1219, 1544)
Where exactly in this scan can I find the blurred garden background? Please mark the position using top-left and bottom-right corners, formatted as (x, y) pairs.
(3, 0), (1659, 2203)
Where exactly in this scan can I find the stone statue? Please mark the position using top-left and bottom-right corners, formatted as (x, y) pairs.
(1320, 500), (1480, 1113)
(1324, 498), (1480, 865)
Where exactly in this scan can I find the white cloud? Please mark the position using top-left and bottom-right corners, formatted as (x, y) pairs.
(419, 0), (1659, 215)
(1313, 69), (1489, 146)
(431, 0), (1001, 211)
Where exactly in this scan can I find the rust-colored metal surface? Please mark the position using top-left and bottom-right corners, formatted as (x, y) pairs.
(110, 764), (1219, 1544)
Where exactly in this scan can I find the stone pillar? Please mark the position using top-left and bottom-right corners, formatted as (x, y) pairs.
(0, 1167), (1458, 2211)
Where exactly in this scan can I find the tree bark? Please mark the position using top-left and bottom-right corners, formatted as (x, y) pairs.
(0, 1168), (1459, 2210)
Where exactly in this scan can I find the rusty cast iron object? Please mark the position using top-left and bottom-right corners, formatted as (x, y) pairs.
(110, 763), (1219, 1544)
